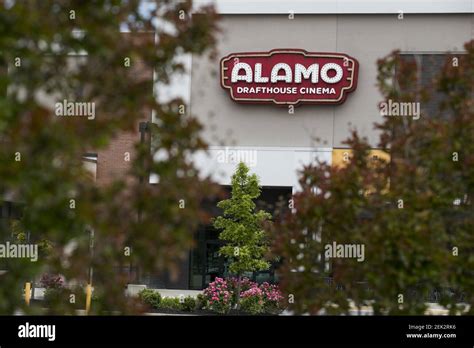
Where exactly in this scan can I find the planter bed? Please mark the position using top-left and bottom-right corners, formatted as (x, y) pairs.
(147, 308), (281, 316)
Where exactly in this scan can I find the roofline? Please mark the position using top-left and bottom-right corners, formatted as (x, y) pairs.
(195, 0), (474, 15)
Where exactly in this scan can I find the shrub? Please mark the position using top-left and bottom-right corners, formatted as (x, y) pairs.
(41, 273), (68, 306)
(226, 277), (256, 305)
(43, 287), (69, 304)
(180, 296), (196, 312)
(196, 293), (206, 310)
(202, 277), (232, 314)
(201, 277), (285, 314)
(158, 297), (182, 310)
(138, 291), (198, 312)
(40, 274), (64, 289)
(138, 289), (161, 309)
(260, 282), (284, 314)
(228, 277), (255, 292)
(240, 286), (265, 314)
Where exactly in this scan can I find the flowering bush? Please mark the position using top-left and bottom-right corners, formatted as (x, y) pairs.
(259, 282), (284, 314)
(40, 274), (69, 307)
(226, 277), (255, 304)
(240, 286), (265, 314)
(227, 277), (255, 292)
(40, 274), (64, 289)
(202, 277), (285, 314)
(202, 277), (232, 314)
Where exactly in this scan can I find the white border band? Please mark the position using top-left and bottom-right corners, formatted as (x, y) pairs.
(195, 0), (474, 14)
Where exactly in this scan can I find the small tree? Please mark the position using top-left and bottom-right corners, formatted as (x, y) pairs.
(213, 162), (272, 308)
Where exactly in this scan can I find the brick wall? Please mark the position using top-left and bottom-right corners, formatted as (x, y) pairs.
(96, 32), (154, 186)
(96, 127), (139, 186)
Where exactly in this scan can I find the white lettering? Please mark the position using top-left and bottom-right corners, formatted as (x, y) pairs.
(231, 63), (253, 83)
(18, 322), (56, 341)
(254, 63), (269, 83)
(270, 63), (292, 83)
(294, 63), (319, 83)
(320, 63), (343, 84)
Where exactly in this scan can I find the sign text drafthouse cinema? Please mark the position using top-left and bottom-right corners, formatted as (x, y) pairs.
(221, 49), (359, 106)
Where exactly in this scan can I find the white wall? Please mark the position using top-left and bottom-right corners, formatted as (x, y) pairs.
(191, 14), (472, 149)
(195, 0), (474, 14)
(193, 146), (332, 191)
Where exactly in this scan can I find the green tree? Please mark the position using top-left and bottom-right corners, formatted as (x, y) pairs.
(213, 162), (272, 307)
(271, 40), (474, 315)
(0, 0), (218, 314)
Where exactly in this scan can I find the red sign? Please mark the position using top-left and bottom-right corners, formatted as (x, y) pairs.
(220, 49), (359, 106)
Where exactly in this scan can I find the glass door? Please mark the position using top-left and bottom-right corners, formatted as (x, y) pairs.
(204, 241), (227, 287)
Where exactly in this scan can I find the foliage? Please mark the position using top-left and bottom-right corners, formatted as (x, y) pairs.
(137, 290), (196, 312)
(202, 277), (232, 314)
(180, 296), (196, 312)
(158, 297), (182, 311)
(195, 293), (206, 310)
(239, 281), (284, 314)
(40, 273), (64, 289)
(240, 287), (265, 314)
(138, 289), (161, 309)
(259, 282), (285, 314)
(270, 40), (474, 315)
(10, 219), (53, 259)
(226, 276), (256, 304)
(213, 163), (272, 275)
(137, 279), (284, 314)
(40, 273), (65, 305)
(0, 0), (219, 314)
(213, 162), (272, 305)
(10, 220), (26, 244)
(201, 277), (284, 314)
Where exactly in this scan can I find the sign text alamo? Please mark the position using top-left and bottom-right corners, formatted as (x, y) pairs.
(220, 49), (359, 106)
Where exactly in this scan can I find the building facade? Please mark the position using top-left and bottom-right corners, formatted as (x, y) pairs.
(184, 1), (472, 290)
(95, 1), (473, 289)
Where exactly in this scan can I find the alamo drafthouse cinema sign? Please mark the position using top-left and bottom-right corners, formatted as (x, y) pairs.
(220, 49), (359, 106)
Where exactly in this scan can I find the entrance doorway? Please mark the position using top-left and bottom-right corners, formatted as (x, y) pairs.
(189, 186), (292, 290)
(204, 240), (227, 285)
